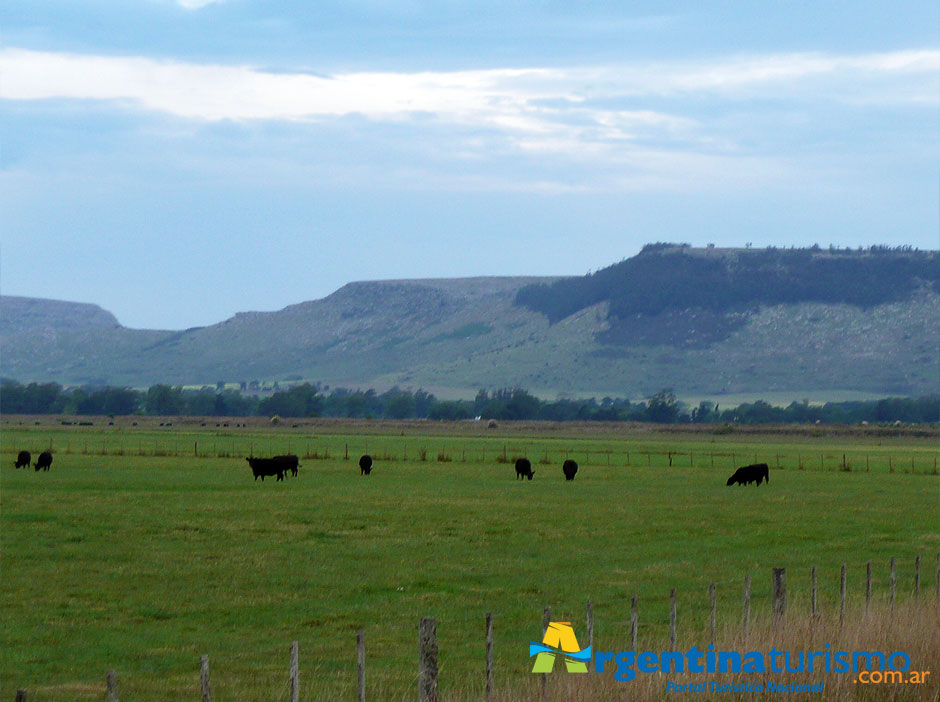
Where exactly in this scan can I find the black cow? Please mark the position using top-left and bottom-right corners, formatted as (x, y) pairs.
(726, 463), (769, 487)
(15, 450), (31, 469)
(359, 455), (373, 475)
(562, 459), (578, 481)
(35, 451), (53, 472)
(273, 454), (301, 477)
(515, 457), (534, 480)
(246, 457), (285, 482)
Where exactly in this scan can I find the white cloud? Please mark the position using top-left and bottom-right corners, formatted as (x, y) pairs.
(1, 47), (935, 193)
(2, 47), (935, 125)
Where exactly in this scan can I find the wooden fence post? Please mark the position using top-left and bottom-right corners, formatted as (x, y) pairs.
(201, 655), (211, 702)
(586, 600), (594, 651)
(540, 607), (550, 700)
(743, 574), (751, 639)
(915, 554), (921, 598)
(630, 596), (638, 650)
(106, 670), (118, 702)
(418, 618), (438, 702)
(669, 589), (677, 651)
(357, 630), (366, 702)
(935, 551), (939, 618)
(890, 557), (896, 613)
(290, 641), (299, 702)
(709, 582), (716, 646)
(772, 568), (786, 626)
(485, 614), (494, 698)
(866, 562), (872, 613)
(15, 690), (27, 702)
(811, 567), (818, 619)
(839, 564), (846, 627)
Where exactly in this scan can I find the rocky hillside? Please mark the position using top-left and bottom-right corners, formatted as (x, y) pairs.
(2, 246), (937, 398)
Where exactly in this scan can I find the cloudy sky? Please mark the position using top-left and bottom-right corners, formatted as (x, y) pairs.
(2, 1), (937, 329)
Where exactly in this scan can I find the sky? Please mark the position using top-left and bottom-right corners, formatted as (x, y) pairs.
(2, 1), (938, 330)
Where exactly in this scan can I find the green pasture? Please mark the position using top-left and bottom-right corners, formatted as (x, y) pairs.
(1, 423), (938, 700)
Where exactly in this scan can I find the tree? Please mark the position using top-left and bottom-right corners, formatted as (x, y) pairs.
(258, 383), (322, 417)
(645, 389), (679, 423)
(145, 384), (184, 415)
(691, 401), (716, 423)
(384, 391), (416, 419)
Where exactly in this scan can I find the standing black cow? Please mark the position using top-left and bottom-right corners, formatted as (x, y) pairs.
(246, 457), (285, 481)
(562, 459), (578, 481)
(35, 451), (53, 472)
(726, 463), (769, 487)
(515, 457), (534, 480)
(15, 450), (31, 469)
(359, 454), (373, 475)
(273, 454), (301, 477)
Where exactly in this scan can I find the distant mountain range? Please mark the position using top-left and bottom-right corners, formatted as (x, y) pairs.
(3, 245), (938, 399)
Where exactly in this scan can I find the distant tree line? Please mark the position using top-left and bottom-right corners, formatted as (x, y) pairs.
(2, 379), (936, 424)
(515, 244), (940, 324)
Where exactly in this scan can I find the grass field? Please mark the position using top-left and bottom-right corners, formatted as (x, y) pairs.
(1, 418), (938, 700)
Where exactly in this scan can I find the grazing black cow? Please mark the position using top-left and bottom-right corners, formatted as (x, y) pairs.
(35, 451), (53, 472)
(359, 454), (373, 475)
(272, 454), (301, 477)
(15, 450), (31, 469)
(726, 463), (769, 487)
(515, 457), (534, 480)
(562, 459), (578, 481)
(246, 457), (285, 482)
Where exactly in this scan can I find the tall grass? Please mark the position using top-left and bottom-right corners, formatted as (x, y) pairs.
(473, 601), (940, 701)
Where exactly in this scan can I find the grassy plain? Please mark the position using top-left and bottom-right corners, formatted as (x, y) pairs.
(1, 417), (938, 700)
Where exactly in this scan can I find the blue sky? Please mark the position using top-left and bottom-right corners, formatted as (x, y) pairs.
(2, 1), (937, 329)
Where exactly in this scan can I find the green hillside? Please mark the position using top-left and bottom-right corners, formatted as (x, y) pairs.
(2, 246), (937, 398)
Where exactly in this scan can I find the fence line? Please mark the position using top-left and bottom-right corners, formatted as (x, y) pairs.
(10, 432), (937, 475)
(12, 554), (939, 701)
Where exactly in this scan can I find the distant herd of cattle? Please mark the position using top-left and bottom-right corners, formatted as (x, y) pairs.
(245, 454), (770, 486)
(13, 448), (771, 487)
